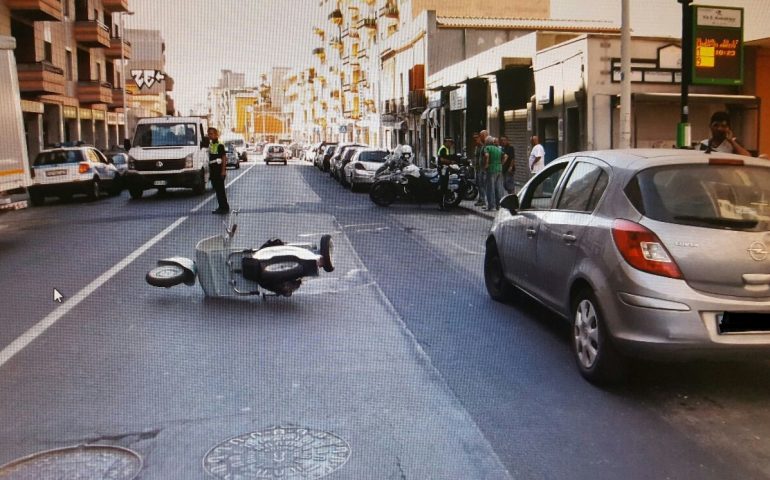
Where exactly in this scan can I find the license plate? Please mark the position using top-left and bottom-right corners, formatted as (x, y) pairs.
(153, 180), (167, 186)
(45, 169), (67, 177)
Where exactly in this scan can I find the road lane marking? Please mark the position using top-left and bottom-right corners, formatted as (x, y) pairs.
(449, 241), (484, 255)
(190, 163), (255, 213)
(0, 165), (258, 369)
(0, 216), (188, 370)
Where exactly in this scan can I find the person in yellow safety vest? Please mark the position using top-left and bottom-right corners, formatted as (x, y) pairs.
(436, 138), (455, 209)
(207, 127), (230, 214)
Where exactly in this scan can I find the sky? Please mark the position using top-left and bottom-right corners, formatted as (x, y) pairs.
(124, 0), (768, 114)
(125, 0), (326, 114)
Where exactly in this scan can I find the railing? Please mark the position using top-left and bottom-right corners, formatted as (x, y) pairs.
(17, 61), (64, 76)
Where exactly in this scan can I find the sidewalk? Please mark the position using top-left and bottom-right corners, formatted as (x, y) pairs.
(459, 185), (520, 220)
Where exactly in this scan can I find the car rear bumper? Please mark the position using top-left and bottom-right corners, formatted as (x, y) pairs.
(28, 180), (94, 197)
(351, 172), (376, 185)
(601, 284), (770, 359)
(125, 170), (202, 190)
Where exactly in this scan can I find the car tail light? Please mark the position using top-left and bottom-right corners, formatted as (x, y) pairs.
(78, 163), (91, 174)
(611, 219), (683, 279)
(354, 162), (366, 170)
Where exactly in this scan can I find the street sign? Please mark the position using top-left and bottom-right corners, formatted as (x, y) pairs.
(692, 5), (743, 86)
(339, 125), (347, 134)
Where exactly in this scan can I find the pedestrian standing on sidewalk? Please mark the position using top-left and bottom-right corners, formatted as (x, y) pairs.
(207, 127), (230, 214)
(483, 136), (505, 211)
(474, 131), (488, 207)
(500, 135), (516, 194)
(528, 135), (545, 175)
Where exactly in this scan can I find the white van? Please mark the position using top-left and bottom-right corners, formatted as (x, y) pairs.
(124, 116), (210, 199)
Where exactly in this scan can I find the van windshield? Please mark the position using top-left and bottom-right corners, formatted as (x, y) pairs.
(133, 123), (198, 147)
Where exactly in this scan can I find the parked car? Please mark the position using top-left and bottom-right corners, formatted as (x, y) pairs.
(343, 148), (390, 191)
(335, 146), (366, 186)
(329, 143), (366, 180)
(484, 149), (770, 384)
(27, 145), (121, 205)
(225, 143), (241, 169)
(264, 143), (288, 165)
(315, 143), (338, 171)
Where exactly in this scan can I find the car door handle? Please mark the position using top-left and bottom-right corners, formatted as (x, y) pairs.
(526, 227), (537, 238)
(562, 233), (577, 244)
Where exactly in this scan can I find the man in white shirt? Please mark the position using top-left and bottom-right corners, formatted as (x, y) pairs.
(698, 111), (751, 156)
(528, 136), (545, 174)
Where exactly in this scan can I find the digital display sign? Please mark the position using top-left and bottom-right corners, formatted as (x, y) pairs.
(692, 6), (744, 85)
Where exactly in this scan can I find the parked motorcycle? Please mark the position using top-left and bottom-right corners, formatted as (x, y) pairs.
(145, 211), (334, 298)
(369, 151), (471, 208)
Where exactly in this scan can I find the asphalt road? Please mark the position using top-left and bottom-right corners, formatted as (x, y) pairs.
(0, 156), (769, 479)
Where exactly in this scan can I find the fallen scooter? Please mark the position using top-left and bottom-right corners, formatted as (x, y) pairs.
(146, 210), (334, 298)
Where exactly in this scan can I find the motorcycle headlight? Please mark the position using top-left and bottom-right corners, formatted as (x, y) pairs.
(185, 153), (194, 169)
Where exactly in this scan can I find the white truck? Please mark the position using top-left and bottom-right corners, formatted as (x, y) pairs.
(0, 36), (31, 211)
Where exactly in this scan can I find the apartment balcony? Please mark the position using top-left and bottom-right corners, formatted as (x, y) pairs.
(105, 37), (131, 59)
(102, 0), (129, 13)
(77, 80), (113, 104)
(5, 0), (63, 21)
(408, 89), (427, 112)
(17, 62), (65, 96)
(74, 21), (111, 48)
(109, 87), (132, 109)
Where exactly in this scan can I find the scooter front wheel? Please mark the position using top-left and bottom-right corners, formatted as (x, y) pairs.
(146, 264), (187, 288)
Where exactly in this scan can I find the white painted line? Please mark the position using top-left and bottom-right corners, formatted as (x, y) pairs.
(297, 230), (342, 238)
(0, 216), (188, 370)
(449, 241), (484, 255)
(190, 163), (255, 213)
(341, 222), (383, 228)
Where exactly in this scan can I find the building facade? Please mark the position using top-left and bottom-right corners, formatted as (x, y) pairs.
(2, 0), (136, 160)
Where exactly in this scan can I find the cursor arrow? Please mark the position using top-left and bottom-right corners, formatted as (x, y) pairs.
(53, 288), (64, 303)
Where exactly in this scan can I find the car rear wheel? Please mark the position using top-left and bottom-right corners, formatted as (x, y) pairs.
(484, 244), (515, 301)
(88, 178), (101, 201)
(571, 288), (625, 385)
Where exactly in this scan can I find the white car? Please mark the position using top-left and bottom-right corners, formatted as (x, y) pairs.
(27, 145), (121, 205)
(264, 144), (288, 165)
(343, 148), (390, 191)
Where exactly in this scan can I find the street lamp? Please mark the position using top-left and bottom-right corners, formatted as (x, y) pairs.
(119, 10), (135, 149)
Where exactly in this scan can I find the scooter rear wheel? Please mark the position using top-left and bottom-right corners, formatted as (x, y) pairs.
(146, 265), (187, 287)
(260, 260), (305, 283)
(320, 234), (334, 272)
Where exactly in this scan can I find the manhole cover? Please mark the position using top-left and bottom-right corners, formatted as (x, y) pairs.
(203, 426), (351, 479)
(0, 445), (142, 480)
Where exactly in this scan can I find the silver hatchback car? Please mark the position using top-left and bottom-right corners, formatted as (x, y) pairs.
(484, 149), (770, 384)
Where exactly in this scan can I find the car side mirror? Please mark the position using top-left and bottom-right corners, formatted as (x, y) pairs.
(500, 194), (519, 213)
(123, 139), (131, 151)
(200, 138), (210, 148)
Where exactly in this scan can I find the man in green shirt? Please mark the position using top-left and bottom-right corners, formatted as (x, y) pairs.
(483, 136), (506, 210)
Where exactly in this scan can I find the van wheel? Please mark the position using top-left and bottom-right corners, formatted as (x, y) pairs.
(28, 191), (44, 207)
(193, 170), (206, 195)
(129, 188), (143, 199)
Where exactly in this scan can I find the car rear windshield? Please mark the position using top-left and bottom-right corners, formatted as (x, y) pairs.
(133, 123), (198, 147)
(360, 151), (388, 163)
(34, 150), (83, 166)
(268, 146), (284, 152)
(626, 164), (770, 231)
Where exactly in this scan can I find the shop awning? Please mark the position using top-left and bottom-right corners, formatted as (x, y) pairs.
(632, 92), (759, 106)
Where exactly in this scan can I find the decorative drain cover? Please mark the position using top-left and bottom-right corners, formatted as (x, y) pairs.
(0, 445), (142, 480)
(204, 426), (351, 479)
